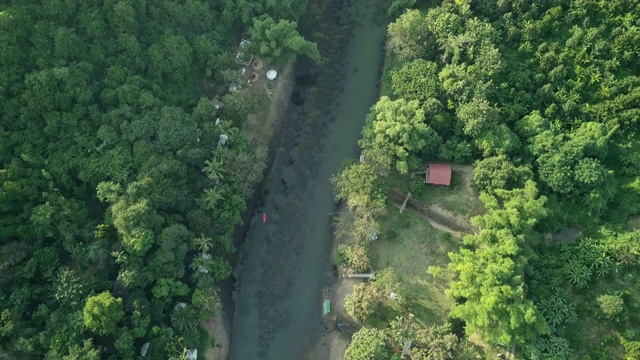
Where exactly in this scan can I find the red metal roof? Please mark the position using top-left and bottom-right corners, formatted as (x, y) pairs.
(426, 164), (451, 186)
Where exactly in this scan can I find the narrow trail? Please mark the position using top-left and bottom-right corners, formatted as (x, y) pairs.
(389, 189), (475, 234)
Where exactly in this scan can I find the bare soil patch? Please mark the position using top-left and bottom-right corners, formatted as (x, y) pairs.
(389, 189), (474, 233)
(304, 277), (360, 360)
(203, 310), (230, 360)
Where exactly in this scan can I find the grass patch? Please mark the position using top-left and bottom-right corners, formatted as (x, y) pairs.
(386, 168), (480, 218)
(241, 84), (273, 145)
(370, 208), (458, 326)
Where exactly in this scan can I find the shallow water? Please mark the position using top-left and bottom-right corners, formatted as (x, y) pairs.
(228, 1), (389, 359)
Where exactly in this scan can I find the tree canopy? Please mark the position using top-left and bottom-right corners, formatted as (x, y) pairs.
(344, 327), (392, 360)
(0, 0), (313, 357)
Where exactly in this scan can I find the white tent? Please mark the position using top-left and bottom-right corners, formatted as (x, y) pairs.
(140, 343), (150, 357)
(266, 69), (278, 80)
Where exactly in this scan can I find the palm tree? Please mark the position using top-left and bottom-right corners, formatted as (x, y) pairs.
(190, 255), (212, 274)
(203, 156), (224, 181)
(201, 186), (224, 210)
(219, 120), (240, 139)
(168, 340), (190, 360)
(172, 307), (198, 337)
(193, 234), (213, 253)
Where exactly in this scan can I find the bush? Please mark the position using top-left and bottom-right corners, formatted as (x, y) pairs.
(336, 243), (371, 275)
(427, 266), (444, 278)
(409, 176), (425, 195)
(345, 283), (380, 323)
(344, 327), (392, 360)
(597, 294), (624, 319)
(388, 0), (416, 18)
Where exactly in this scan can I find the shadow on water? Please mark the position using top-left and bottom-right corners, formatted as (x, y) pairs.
(228, 0), (390, 359)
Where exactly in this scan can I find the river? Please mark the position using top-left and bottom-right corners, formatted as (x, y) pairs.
(228, 0), (389, 359)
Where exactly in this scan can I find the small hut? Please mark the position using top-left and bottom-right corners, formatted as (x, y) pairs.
(426, 164), (451, 186)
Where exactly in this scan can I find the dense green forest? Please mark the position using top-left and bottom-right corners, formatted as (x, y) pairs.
(340, 0), (640, 358)
(0, 0), (315, 359)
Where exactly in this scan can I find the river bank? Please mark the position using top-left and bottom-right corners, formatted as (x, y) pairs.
(204, 63), (296, 360)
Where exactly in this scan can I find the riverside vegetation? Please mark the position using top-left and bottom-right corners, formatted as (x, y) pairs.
(335, 0), (640, 359)
(0, 0), (320, 359)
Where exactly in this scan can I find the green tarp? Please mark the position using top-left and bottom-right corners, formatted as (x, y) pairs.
(323, 300), (331, 315)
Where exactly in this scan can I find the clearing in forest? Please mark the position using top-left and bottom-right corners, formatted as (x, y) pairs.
(369, 164), (484, 326)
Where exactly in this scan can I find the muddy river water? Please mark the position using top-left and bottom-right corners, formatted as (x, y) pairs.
(228, 0), (389, 358)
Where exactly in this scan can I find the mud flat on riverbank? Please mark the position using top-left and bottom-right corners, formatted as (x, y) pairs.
(204, 62), (295, 360)
(303, 276), (360, 360)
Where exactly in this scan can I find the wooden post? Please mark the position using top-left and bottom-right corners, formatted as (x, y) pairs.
(399, 192), (411, 213)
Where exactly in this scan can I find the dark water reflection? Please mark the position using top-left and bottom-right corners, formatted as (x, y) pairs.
(228, 0), (389, 359)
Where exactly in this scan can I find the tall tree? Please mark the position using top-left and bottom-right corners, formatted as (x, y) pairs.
(83, 292), (124, 336)
(344, 327), (392, 360)
(361, 96), (442, 174)
(248, 15), (320, 64)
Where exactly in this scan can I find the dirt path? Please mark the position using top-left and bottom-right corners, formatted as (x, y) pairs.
(389, 189), (475, 234)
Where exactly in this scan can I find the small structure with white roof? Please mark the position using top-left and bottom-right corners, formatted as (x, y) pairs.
(266, 69), (278, 81)
(140, 343), (150, 357)
(218, 134), (229, 147)
(187, 349), (198, 360)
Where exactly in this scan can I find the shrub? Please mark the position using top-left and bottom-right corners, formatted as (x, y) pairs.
(427, 266), (444, 278)
(345, 283), (380, 323)
(344, 327), (392, 360)
(409, 176), (425, 195)
(597, 294), (624, 319)
(336, 243), (371, 275)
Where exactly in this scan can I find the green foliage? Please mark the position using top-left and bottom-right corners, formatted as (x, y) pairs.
(361, 96), (442, 174)
(83, 292), (124, 336)
(412, 323), (469, 360)
(448, 181), (549, 346)
(344, 327), (392, 360)
(391, 59), (438, 103)
(345, 283), (380, 323)
(526, 336), (573, 360)
(409, 176), (425, 195)
(619, 334), (640, 360)
(427, 265), (444, 278)
(332, 161), (387, 240)
(249, 15), (320, 65)
(387, 10), (431, 61)
(61, 340), (100, 360)
(597, 294), (624, 320)
(388, 0), (416, 18)
(336, 243), (371, 275)
(378, 0), (640, 353)
(0, 0), (272, 356)
(473, 155), (532, 193)
(333, 161), (387, 208)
